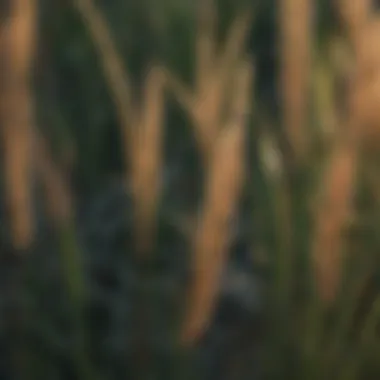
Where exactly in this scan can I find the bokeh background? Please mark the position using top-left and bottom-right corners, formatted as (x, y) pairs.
(2, 0), (380, 379)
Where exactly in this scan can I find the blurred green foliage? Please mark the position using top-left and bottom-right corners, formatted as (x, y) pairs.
(2, 1), (380, 379)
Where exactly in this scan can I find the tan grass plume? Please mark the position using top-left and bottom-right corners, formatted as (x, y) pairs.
(181, 59), (252, 346)
(165, 2), (252, 164)
(131, 66), (166, 256)
(279, 0), (313, 163)
(350, 19), (380, 142)
(336, 0), (371, 44)
(73, 0), (165, 256)
(311, 0), (370, 303)
(0, 0), (37, 250)
(335, 0), (380, 144)
(311, 136), (358, 304)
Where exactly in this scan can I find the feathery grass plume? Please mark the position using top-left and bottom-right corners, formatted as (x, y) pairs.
(131, 66), (166, 256)
(349, 19), (380, 143)
(336, 0), (371, 45)
(0, 0), (37, 251)
(279, 0), (313, 163)
(165, 5), (252, 164)
(181, 60), (252, 346)
(194, 10), (252, 158)
(311, 21), (360, 305)
(311, 137), (358, 305)
(336, 1), (380, 141)
(73, 0), (166, 256)
(335, 0), (371, 81)
(312, 108), (361, 306)
(355, 19), (380, 76)
(0, 2), (37, 378)
(310, 0), (371, 306)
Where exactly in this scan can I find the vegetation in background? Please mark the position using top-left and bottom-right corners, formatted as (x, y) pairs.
(2, 0), (380, 380)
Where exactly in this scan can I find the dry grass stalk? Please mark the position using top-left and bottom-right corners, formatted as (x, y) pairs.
(165, 4), (252, 163)
(336, 0), (371, 46)
(131, 67), (166, 256)
(279, 0), (313, 163)
(73, 0), (135, 158)
(348, 20), (380, 143)
(0, 0), (37, 250)
(311, 7), (369, 303)
(336, 1), (380, 143)
(312, 137), (358, 304)
(355, 19), (380, 76)
(73, 0), (165, 256)
(309, 2), (380, 303)
(181, 60), (252, 346)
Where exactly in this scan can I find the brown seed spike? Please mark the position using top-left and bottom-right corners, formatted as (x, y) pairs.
(181, 61), (252, 346)
(279, 0), (313, 163)
(181, 120), (246, 346)
(312, 139), (358, 304)
(0, 0), (37, 251)
(132, 66), (166, 257)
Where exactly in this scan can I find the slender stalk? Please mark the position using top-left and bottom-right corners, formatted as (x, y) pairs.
(279, 0), (314, 163)
(180, 60), (252, 346)
(0, 0), (36, 251)
(165, 5), (253, 165)
(0, 1), (37, 379)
